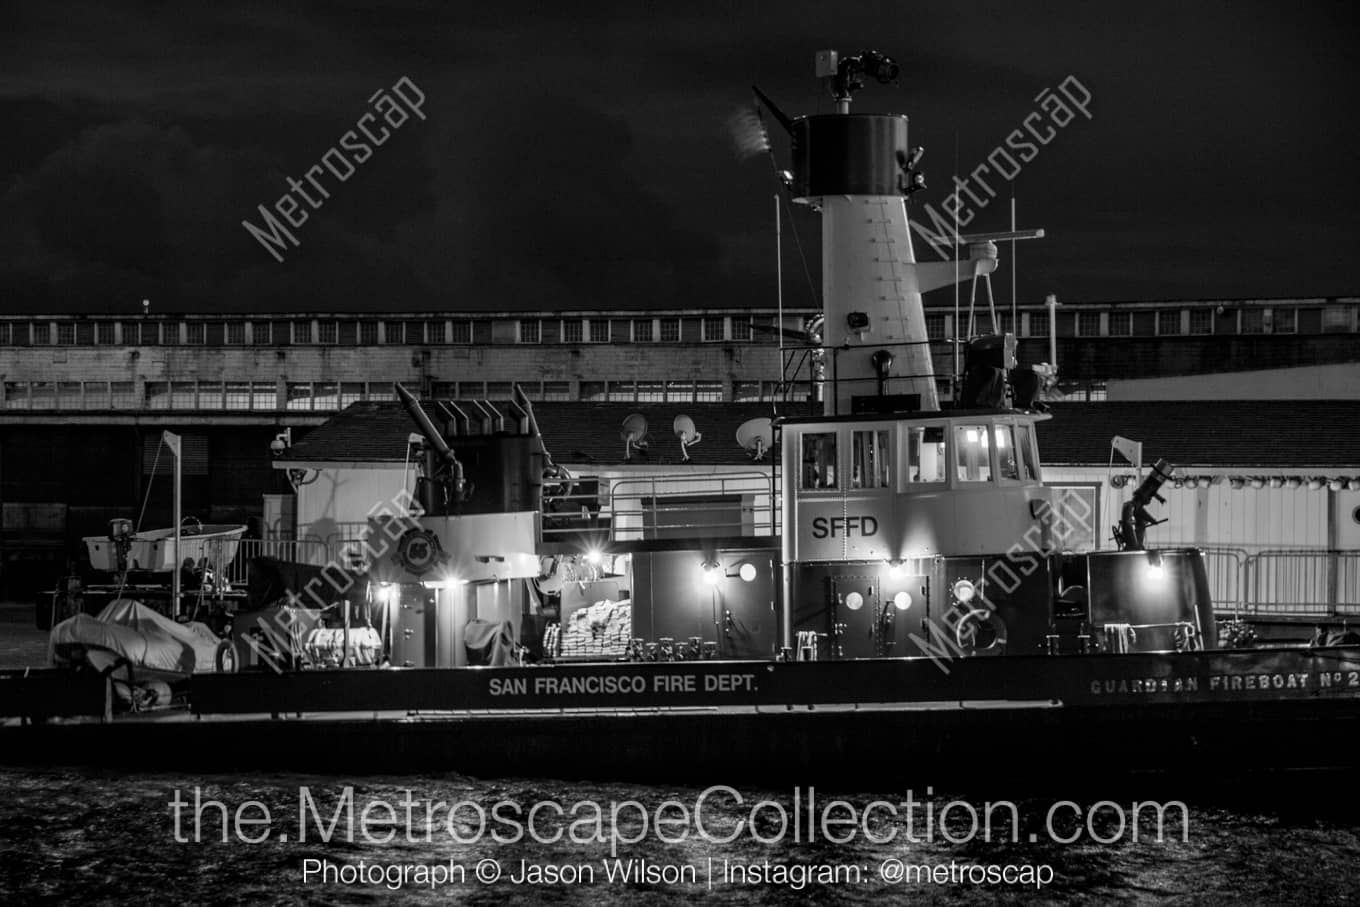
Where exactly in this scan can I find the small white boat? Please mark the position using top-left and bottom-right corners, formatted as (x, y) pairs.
(84, 524), (247, 573)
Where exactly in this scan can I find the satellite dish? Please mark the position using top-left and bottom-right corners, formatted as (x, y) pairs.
(621, 413), (649, 460)
(673, 415), (703, 462)
(735, 417), (774, 461)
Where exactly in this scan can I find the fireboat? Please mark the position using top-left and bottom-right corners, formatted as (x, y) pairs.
(3, 50), (1359, 790)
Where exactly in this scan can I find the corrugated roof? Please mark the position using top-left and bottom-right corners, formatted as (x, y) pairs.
(280, 400), (1360, 470)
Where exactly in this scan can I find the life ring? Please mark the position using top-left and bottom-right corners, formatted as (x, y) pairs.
(214, 639), (239, 674)
(954, 607), (1007, 654)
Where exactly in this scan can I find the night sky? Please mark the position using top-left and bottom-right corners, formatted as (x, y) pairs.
(2, 1), (1356, 315)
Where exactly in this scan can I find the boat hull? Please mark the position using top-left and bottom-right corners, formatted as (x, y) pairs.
(3, 647), (1358, 791)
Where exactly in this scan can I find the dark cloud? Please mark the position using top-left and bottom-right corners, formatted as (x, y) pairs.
(0, 1), (1357, 314)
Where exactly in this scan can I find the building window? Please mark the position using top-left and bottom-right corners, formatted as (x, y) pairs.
(541, 381), (571, 401)
(121, 321), (138, 345)
(606, 381), (635, 402)
(405, 321), (424, 344)
(731, 318), (752, 342)
(458, 381), (483, 397)
(29, 381), (54, 408)
(1240, 309), (1263, 333)
(82, 381), (109, 408)
(383, 322), (403, 344)
(32, 322), (50, 344)
(340, 382), (366, 407)
(55, 381), (80, 408)
(311, 382), (339, 410)
(145, 382), (170, 409)
(851, 430), (891, 489)
(636, 381), (665, 402)
(486, 381), (513, 399)
(450, 320), (471, 344)
(801, 432), (838, 490)
(1271, 308), (1296, 333)
(253, 322), (272, 345)
(2, 382), (27, 409)
(733, 381), (762, 402)
(252, 382), (277, 409)
(186, 323), (206, 345)
(562, 320), (583, 343)
(286, 383), (313, 410)
(426, 321), (446, 344)
(358, 321), (378, 345)
(1189, 309), (1212, 334)
(1107, 312), (1132, 336)
(0, 323), (10, 344)
(198, 382), (224, 409)
(318, 321), (338, 344)
(111, 382), (136, 409)
(993, 312), (1014, 335)
(1027, 312), (1048, 337)
(95, 322), (114, 345)
(1077, 312), (1101, 336)
(659, 318), (680, 342)
(431, 381), (457, 398)
(165, 323), (184, 345)
(955, 425), (993, 483)
(588, 319), (610, 343)
(1157, 310), (1181, 335)
(57, 324), (76, 345)
(666, 380), (694, 402)
(632, 319), (653, 342)
(702, 317), (726, 342)
(226, 323), (245, 345)
(925, 314), (946, 340)
(519, 319), (541, 343)
(695, 380), (723, 402)
(580, 381), (606, 401)
(171, 382), (195, 408)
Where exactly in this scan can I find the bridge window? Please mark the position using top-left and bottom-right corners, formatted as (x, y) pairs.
(906, 425), (947, 484)
(954, 424), (993, 483)
(851, 429), (890, 489)
(1015, 423), (1039, 480)
(800, 432), (838, 490)
(995, 425), (1020, 480)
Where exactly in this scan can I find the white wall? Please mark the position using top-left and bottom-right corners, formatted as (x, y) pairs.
(1043, 466), (1338, 551)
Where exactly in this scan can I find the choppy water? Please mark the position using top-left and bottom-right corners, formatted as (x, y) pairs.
(1, 767), (1358, 905)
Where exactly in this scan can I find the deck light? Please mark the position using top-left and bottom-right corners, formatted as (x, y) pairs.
(700, 559), (721, 586)
(1228, 476), (1245, 489)
(1147, 550), (1164, 573)
(584, 549), (602, 566)
(952, 579), (976, 603)
(1307, 477), (1325, 490)
(1328, 477), (1345, 492)
(893, 591), (912, 611)
(885, 559), (906, 578)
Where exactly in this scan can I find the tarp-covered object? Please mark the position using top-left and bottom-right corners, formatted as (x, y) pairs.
(465, 619), (517, 666)
(49, 599), (221, 675)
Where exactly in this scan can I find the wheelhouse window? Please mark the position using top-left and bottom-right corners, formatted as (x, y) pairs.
(995, 424), (1020, 480)
(1015, 423), (1039, 480)
(954, 424), (993, 482)
(851, 429), (890, 489)
(906, 425), (947, 484)
(800, 432), (838, 491)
